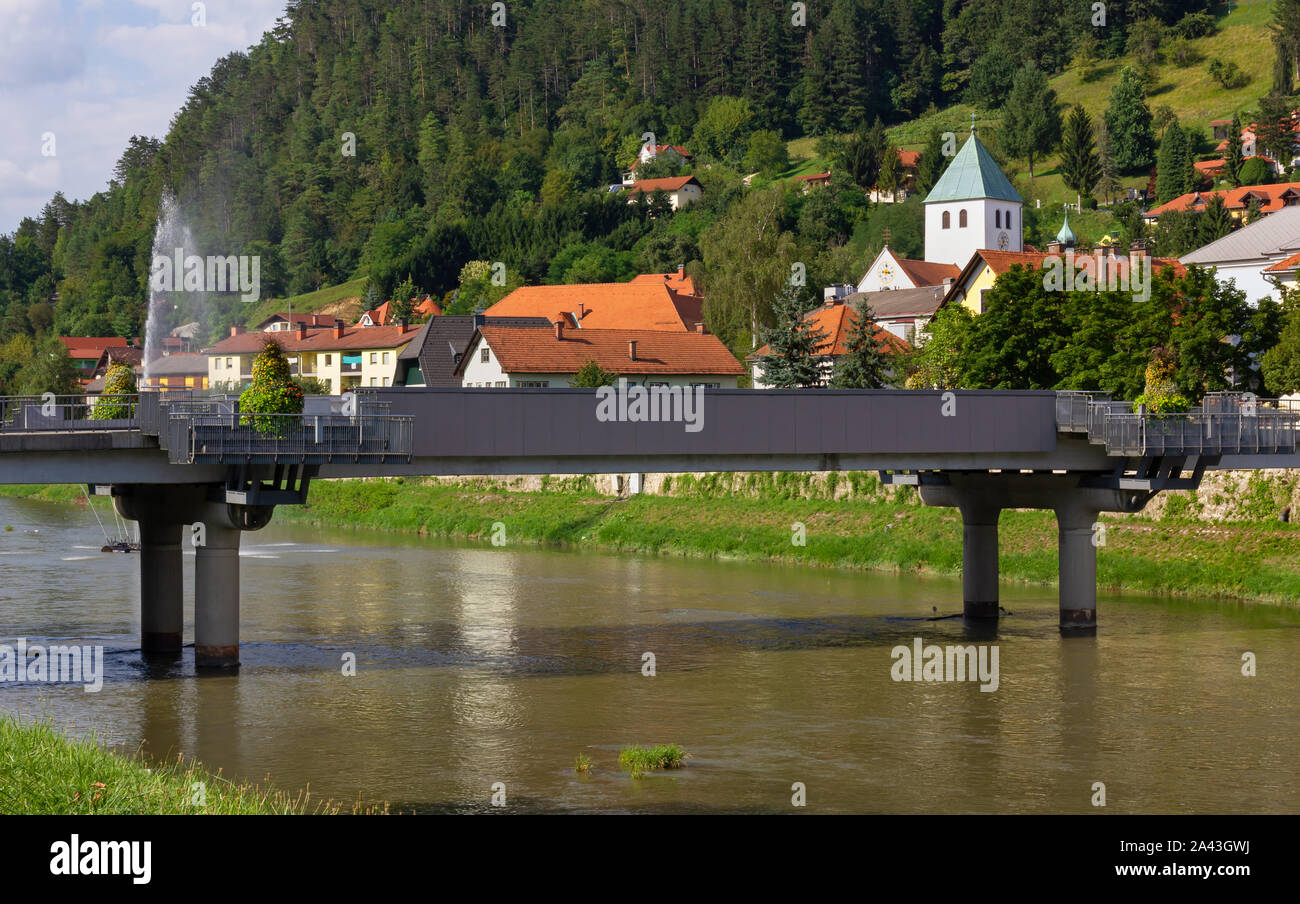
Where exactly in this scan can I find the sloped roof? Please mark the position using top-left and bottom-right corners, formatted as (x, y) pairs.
(360, 297), (441, 326)
(629, 269), (698, 295)
(750, 302), (912, 359)
(923, 134), (1022, 204)
(625, 176), (702, 195)
(894, 257), (961, 287)
(255, 312), (337, 330)
(59, 336), (130, 358)
(204, 324), (420, 355)
(846, 286), (946, 319)
(146, 353), (208, 376)
(1144, 181), (1300, 219)
(464, 326), (744, 377)
(400, 315), (552, 386)
(1181, 204), (1300, 264)
(485, 282), (703, 331)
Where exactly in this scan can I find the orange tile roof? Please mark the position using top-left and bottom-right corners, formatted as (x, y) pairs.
(628, 269), (698, 295)
(1264, 251), (1300, 273)
(972, 249), (1186, 278)
(361, 297), (441, 325)
(625, 176), (702, 194)
(255, 312), (337, 329)
(59, 336), (129, 359)
(894, 258), (961, 286)
(204, 324), (420, 355)
(898, 149), (921, 168)
(485, 282), (702, 331)
(1143, 181), (1300, 218)
(794, 172), (832, 183)
(467, 326), (744, 376)
(751, 302), (911, 358)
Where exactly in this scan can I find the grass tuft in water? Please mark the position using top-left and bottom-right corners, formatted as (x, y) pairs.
(574, 753), (592, 774)
(618, 744), (686, 778)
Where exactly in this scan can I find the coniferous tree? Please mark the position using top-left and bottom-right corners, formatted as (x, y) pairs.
(1104, 66), (1156, 172)
(1227, 112), (1246, 186)
(1199, 194), (1233, 244)
(999, 63), (1061, 179)
(916, 130), (947, 196)
(830, 300), (890, 388)
(1155, 120), (1195, 203)
(755, 285), (827, 389)
(1059, 105), (1102, 209)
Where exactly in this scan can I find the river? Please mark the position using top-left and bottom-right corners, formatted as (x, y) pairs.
(1, 495), (1298, 814)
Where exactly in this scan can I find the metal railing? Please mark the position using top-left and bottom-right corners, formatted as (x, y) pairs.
(165, 412), (413, 464)
(1055, 391), (1111, 433)
(0, 394), (138, 431)
(1103, 410), (1300, 456)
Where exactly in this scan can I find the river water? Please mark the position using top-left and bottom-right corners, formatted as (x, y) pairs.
(1, 495), (1298, 814)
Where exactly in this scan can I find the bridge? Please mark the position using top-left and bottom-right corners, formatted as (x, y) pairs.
(2, 387), (1295, 667)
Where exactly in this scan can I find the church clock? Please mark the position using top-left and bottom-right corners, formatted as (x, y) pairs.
(997, 231), (1010, 250)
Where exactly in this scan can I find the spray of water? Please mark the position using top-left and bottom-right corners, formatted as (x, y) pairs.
(143, 191), (204, 385)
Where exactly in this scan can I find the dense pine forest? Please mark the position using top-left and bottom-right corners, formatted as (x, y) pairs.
(0, 0), (1258, 394)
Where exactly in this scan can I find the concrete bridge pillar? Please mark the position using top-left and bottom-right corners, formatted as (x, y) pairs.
(1055, 501), (1101, 634)
(194, 515), (242, 669)
(137, 520), (184, 655)
(959, 501), (1001, 619)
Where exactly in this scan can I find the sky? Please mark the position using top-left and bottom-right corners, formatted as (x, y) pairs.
(0, 0), (287, 234)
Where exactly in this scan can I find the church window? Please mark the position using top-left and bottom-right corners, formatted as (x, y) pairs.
(995, 210), (1001, 228)
(942, 211), (950, 229)
(959, 209), (967, 228)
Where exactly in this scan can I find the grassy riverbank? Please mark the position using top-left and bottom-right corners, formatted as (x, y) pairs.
(0, 716), (330, 815)
(4, 475), (1300, 605)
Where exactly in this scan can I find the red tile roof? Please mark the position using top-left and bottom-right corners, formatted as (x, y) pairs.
(628, 269), (699, 295)
(360, 297), (441, 325)
(794, 172), (831, 183)
(466, 326), (744, 376)
(255, 312), (337, 330)
(59, 336), (129, 359)
(971, 249), (1186, 278)
(203, 324), (420, 355)
(751, 302), (911, 359)
(893, 258), (961, 286)
(625, 176), (702, 195)
(1143, 181), (1300, 218)
(485, 282), (702, 331)
(898, 149), (921, 168)
(1264, 251), (1300, 273)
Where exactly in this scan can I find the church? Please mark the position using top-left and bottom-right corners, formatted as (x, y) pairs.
(857, 126), (1024, 294)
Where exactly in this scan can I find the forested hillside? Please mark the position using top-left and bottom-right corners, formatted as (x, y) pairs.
(0, 0), (1252, 389)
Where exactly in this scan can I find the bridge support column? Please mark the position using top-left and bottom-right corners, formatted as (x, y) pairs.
(1056, 501), (1100, 634)
(138, 520), (184, 656)
(959, 501), (1001, 619)
(194, 518), (242, 669)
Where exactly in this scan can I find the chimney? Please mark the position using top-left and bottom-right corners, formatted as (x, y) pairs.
(628, 339), (638, 361)
(1129, 239), (1148, 260)
(1047, 239), (1064, 254)
(696, 322), (708, 334)
(554, 319), (565, 340)
(333, 318), (345, 339)
(677, 264), (685, 279)
(295, 322), (307, 340)
(399, 317), (409, 334)
(578, 302), (585, 320)
(229, 325), (244, 337)
(942, 277), (955, 287)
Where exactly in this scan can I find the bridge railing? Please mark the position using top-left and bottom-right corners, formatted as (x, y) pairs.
(1103, 410), (1300, 456)
(1055, 391), (1112, 433)
(165, 412), (414, 464)
(0, 394), (138, 431)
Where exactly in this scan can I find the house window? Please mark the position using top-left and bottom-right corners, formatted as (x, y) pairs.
(959, 209), (967, 228)
(369, 353), (377, 364)
(516, 380), (549, 388)
(480, 347), (490, 363)
(369, 377), (377, 386)
(383, 377), (390, 387)
(324, 354), (332, 366)
(942, 211), (950, 229)
(215, 359), (221, 370)
(382, 352), (390, 363)
(495, 381), (507, 387)
(226, 357), (232, 368)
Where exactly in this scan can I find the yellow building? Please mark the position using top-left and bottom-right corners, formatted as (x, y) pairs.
(204, 321), (419, 393)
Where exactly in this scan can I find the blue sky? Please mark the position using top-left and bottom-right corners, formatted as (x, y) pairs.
(0, 0), (286, 233)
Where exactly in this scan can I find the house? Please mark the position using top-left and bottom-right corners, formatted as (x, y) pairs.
(358, 296), (441, 327)
(846, 286), (947, 344)
(794, 172), (831, 193)
(622, 145), (693, 185)
(922, 128), (1024, 268)
(204, 321), (421, 393)
(255, 312), (338, 332)
(393, 315), (552, 387)
(1181, 204), (1300, 304)
(623, 176), (703, 210)
(455, 321), (744, 388)
(857, 245), (961, 293)
(943, 239), (1184, 316)
(869, 149), (921, 203)
(628, 265), (699, 296)
(748, 296), (911, 389)
(1142, 182), (1300, 224)
(484, 281), (703, 331)
(140, 353), (209, 392)
(58, 337), (133, 386)
(84, 346), (144, 393)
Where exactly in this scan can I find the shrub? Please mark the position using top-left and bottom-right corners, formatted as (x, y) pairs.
(239, 338), (304, 434)
(618, 744), (686, 778)
(91, 362), (137, 420)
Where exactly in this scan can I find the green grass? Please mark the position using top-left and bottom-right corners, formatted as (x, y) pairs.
(0, 716), (352, 814)
(618, 744), (686, 778)
(241, 277), (369, 331)
(260, 475), (1300, 606)
(574, 753), (593, 774)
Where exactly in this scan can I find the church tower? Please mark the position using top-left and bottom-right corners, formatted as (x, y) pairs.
(923, 119), (1024, 267)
